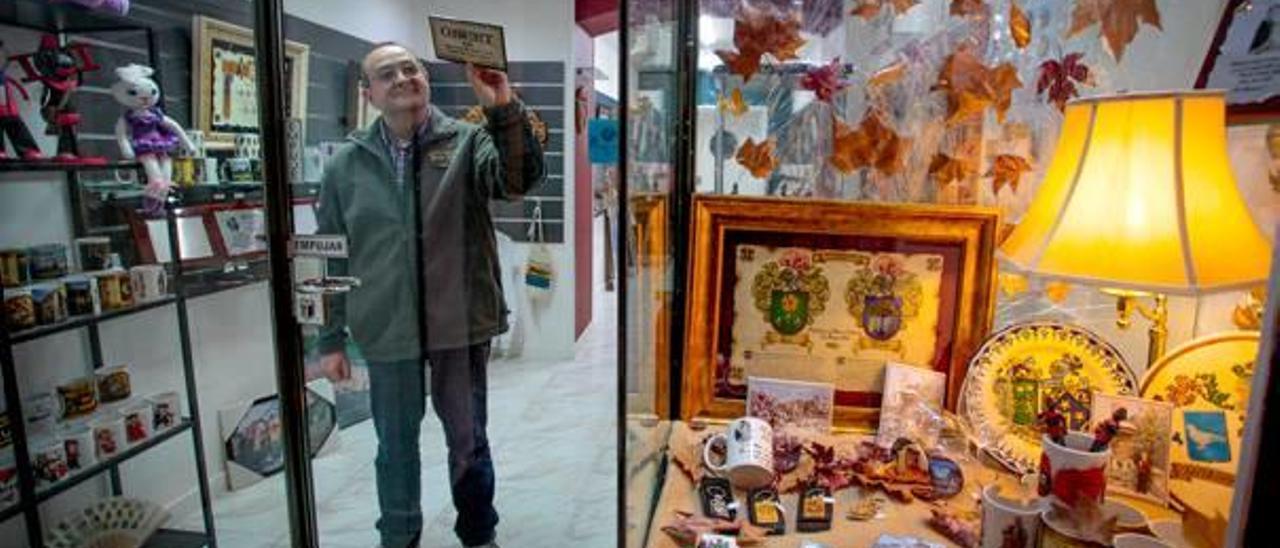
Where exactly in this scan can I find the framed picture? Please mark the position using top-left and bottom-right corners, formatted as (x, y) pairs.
(876, 362), (947, 448)
(1091, 392), (1175, 505)
(218, 380), (339, 490)
(193, 15), (310, 150)
(745, 377), (834, 436)
(683, 195), (999, 430)
(1196, 0), (1280, 123)
(128, 199), (316, 268)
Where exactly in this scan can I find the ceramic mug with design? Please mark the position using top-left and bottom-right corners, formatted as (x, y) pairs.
(1039, 433), (1111, 510)
(981, 484), (1043, 548)
(702, 417), (774, 489)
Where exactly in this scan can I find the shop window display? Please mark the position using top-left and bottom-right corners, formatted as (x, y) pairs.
(624, 1), (1278, 547)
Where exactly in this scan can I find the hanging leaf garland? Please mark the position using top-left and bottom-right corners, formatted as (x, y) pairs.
(800, 58), (852, 103)
(932, 49), (1022, 125)
(829, 112), (910, 177)
(950, 0), (987, 17)
(1066, 0), (1162, 62)
(1010, 1), (1032, 49)
(714, 6), (808, 81)
(1036, 52), (1092, 111)
(929, 152), (978, 187)
(737, 137), (780, 178)
(851, 0), (921, 20)
(986, 154), (1034, 194)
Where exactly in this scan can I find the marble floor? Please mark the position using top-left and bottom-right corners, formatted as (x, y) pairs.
(174, 267), (619, 547)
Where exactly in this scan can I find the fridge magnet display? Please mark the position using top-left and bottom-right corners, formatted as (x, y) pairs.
(1090, 392), (1174, 504)
(698, 476), (736, 521)
(193, 16), (309, 149)
(876, 363), (947, 448)
(683, 195), (998, 428)
(960, 322), (1138, 474)
(746, 487), (784, 534)
(1140, 331), (1258, 522)
(746, 377), (834, 436)
(218, 380), (339, 490)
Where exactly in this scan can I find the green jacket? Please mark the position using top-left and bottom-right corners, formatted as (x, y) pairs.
(315, 102), (545, 361)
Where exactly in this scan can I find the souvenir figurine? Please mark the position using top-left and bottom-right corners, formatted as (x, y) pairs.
(0, 40), (42, 161)
(1090, 407), (1127, 452)
(112, 64), (193, 212)
(10, 35), (103, 164)
(1038, 402), (1067, 446)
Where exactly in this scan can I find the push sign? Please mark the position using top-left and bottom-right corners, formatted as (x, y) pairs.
(291, 235), (348, 259)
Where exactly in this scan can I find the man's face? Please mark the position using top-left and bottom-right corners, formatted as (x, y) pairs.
(362, 45), (429, 114)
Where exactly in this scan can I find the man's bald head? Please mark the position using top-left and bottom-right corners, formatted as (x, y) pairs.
(360, 42), (429, 117)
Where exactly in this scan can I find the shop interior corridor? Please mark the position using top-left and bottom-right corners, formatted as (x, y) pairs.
(172, 218), (619, 548)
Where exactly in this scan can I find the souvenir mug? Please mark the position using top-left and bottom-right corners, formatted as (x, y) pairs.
(91, 415), (125, 459)
(147, 391), (180, 431)
(63, 275), (98, 316)
(120, 402), (153, 444)
(0, 248), (29, 287)
(702, 417), (774, 489)
(56, 375), (98, 420)
(234, 133), (260, 159)
(96, 365), (132, 404)
(220, 157), (259, 183)
(201, 157), (221, 185)
(92, 270), (134, 311)
(1039, 433), (1111, 511)
(30, 282), (67, 325)
(4, 288), (36, 330)
(24, 393), (57, 439)
(29, 244), (68, 280)
(74, 237), (112, 271)
(60, 421), (96, 471)
(31, 437), (69, 485)
(0, 450), (16, 506)
(129, 265), (168, 302)
(172, 156), (197, 187)
(981, 484), (1043, 548)
(187, 129), (206, 157)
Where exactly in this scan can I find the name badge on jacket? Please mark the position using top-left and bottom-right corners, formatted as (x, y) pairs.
(426, 146), (455, 168)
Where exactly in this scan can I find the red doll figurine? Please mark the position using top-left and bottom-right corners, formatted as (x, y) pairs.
(1090, 407), (1128, 452)
(10, 35), (104, 164)
(1037, 399), (1067, 446)
(0, 39), (42, 160)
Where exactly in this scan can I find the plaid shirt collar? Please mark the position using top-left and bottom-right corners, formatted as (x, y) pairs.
(379, 115), (431, 184)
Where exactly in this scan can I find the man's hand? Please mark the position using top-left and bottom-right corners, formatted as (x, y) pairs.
(319, 350), (352, 382)
(466, 63), (512, 107)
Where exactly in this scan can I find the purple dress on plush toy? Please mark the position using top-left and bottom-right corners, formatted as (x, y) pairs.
(126, 107), (179, 156)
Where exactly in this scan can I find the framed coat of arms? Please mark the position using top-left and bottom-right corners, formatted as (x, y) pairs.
(682, 195), (999, 430)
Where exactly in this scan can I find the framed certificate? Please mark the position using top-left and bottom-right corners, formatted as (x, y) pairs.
(1197, 0), (1280, 123)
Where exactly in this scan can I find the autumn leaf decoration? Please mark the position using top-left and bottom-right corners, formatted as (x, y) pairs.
(1037, 52), (1092, 111)
(1010, 1), (1032, 49)
(851, 0), (920, 20)
(986, 154), (1034, 194)
(932, 49), (1021, 125)
(715, 6), (807, 81)
(929, 152), (978, 187)
(867, 61), (907, 90)
(830, 112), (910, 177)
(719, 87), (748, 117)
(737, 137), (779, 178)
(950, 0), (987, 17)
(1066, 0), (1162, 62)
(800, 58), (851, 103)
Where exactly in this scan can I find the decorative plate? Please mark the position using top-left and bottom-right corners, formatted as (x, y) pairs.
(1139, 331), (1258, 523)
(960, 322), (1138, 474)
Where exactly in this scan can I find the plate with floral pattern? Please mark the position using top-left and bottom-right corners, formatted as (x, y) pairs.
(960, 322), (1138, 474)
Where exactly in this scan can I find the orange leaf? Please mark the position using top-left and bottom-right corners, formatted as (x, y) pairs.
(950, 0), (986, 17)
(933, 49), (1021, 125)
(1010, 1), (1032, 49)
(985, 154), (1034, 194)
(929, 152), (977, 186)
(717, 7), (809, 80)
(830, 113), (909, 176)
(1067, 0), (1162, 61)
(737, 137), (779, 178)
(851, 0), (920, 19)
(716, 48), (764, 81)
(868, 61), (907, 89)
(1045, 281), (1072, 304)
(719, 87), (748, 117)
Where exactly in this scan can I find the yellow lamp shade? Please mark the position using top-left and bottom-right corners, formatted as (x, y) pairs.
(1001, 91), (1272, 295)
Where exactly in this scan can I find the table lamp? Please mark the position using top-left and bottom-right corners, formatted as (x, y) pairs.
(1000, 90), (1272, 367)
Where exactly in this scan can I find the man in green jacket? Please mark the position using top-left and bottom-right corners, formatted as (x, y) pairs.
(315, 42), (544, 548)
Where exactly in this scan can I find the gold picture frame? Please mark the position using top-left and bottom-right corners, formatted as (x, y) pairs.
(682, 195), (999, 431)
(193, 15), (310, 150)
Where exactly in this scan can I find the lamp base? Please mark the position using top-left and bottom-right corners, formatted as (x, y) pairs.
(1102, 288), (1168, 368)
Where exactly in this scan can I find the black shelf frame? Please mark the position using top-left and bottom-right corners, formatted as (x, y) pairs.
(0, 17), (219, 547)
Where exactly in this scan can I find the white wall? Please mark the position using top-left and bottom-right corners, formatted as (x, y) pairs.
(594, 31), (620, 100)
(422, 0), (580, 360)
(282, 0), (429, 55)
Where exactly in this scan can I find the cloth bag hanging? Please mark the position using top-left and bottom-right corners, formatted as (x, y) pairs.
(524, 204), (554, 303)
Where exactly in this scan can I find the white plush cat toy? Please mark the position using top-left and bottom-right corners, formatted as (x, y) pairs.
(112, 63), (193, 210)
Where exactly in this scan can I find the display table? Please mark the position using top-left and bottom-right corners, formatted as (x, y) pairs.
(643, 421), (1183, 547)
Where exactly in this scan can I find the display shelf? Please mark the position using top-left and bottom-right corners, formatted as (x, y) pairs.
(142, 528), (212, 548)
(35, 420), (192, 503)
(0, 160), (141, 174)
(9, 295), (178, 344)
(0, 501), (23, 523)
